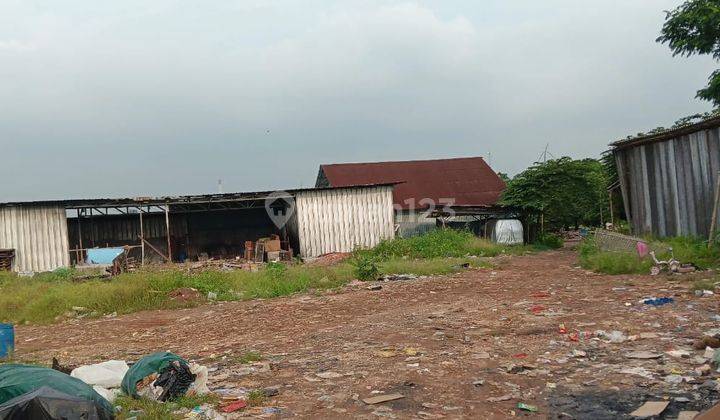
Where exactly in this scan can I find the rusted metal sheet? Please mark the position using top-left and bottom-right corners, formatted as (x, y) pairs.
(295, 186), (395, 257)
(614, 125), (720, 237)
(317, 157), (506, 209)
(0, 206), (70, 272)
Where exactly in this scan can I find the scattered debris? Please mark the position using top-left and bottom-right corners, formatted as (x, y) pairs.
(168, 288), (203, 302)
(641, 297), (674, 306)
(626, 351), (662, 360)
(486, 394), (512, 403)
(596, 330), (627, 343)
(363, 393), (404, 404)
(666, 349), (692, 359)
(694, 336), (720, 349)
(381, 274), (419, 282)
(316, 371), (343, 379)
(220, 400), (247, 413)
(366, 285), (383, 291)
(517, 402), (538, 412)
(678, 411), (699, 420)
(629, 401), (669, 418)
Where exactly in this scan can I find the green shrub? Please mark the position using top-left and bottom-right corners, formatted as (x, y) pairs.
(534, 233), (563, 250)
(351, 251), (380, 281)
(264, 262), (288, 280)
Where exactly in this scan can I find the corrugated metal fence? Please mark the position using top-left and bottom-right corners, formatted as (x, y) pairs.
(615, 126), (720, 237)
(0, 206), (70, 272)
(295, 186), (395, 257)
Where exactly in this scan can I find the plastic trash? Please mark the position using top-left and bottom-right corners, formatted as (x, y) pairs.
(0, 386), (113, 420)
(71, 360), (129, 389)
(0, 324), (14, 359)
(642, 297), (674, 306)
(0, 365), (113, 419)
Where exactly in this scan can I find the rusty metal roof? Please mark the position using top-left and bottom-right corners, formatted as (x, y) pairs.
(318, 157), (506, 209)
(610, 114), (720, 151)
(0, 183), (399, 209)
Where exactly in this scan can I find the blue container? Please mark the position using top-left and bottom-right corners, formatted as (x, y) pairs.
(0, 323), (14, 358)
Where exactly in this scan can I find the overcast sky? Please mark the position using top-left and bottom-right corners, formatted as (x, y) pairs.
(1, 1), (717, 200)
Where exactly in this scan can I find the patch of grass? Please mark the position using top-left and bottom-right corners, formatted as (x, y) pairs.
(579, 235), (720, 274)
(115, 394), (219, 420)
(692, 278), (718, 291)
(235, 351), (263, 364)
(380, 257), (492, 276)
(360, 229), (535, 260)
(0, 229), (531, 324)
(246, 389), (265, 406)
(0, 263), (356, 324)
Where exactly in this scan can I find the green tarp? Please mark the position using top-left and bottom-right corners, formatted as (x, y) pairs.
(121, 352), (187, 398)
(0, 364), (114, 418)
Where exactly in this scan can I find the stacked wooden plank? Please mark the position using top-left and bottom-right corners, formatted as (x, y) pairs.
(0, 249), (15, 271)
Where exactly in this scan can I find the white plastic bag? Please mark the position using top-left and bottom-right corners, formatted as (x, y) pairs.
(71, 360), (129, 389)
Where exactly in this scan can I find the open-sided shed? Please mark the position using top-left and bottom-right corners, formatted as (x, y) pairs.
(0, 184), (395, 272)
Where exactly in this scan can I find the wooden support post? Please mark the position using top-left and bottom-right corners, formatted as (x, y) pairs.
(609, 191), (614, 226)
(139, 210), (145, 266)
(139, 236), (171, 261)
(708, 171), (720, 247)
(165, 205), (172, 262)
(88, 208), (95, 247)
(77, 209), (83, 264)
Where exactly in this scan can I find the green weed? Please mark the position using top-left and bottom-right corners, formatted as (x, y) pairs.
(235, 351), (263, 364)
(115, 393), (219, 420)
(579, 236), (720, 274)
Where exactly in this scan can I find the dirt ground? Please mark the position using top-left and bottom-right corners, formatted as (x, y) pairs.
(14, 249), (720, 419)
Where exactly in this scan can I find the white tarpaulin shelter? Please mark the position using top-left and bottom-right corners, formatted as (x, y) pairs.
(489, 219), (524, 245)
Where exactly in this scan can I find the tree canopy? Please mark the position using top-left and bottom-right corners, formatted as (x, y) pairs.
(500, 157), (608, 230)
(658, 0), (720, 106)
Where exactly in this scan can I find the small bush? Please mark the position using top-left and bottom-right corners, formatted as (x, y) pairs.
(264, 262), (287, 280)
(351, 251), (380, 281)
(534, 233), (563, 250)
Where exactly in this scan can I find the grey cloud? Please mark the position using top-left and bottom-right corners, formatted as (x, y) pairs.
(0, 1), (716, 200)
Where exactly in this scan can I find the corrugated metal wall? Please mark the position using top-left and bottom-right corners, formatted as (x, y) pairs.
(615, 126), (720, 237)
(0, 206), (70, 272)
(295, 186), (395, 257)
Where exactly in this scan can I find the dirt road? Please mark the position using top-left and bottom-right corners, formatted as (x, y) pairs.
(15, 250), (720, 418)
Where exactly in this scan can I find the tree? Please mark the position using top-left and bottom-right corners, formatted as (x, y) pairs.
(658, 0), (720, 106)
(501, 157), (608, 231)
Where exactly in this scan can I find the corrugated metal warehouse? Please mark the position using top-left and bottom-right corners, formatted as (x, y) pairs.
(0, 184), (395, 273)
(611, 115), (720, 237)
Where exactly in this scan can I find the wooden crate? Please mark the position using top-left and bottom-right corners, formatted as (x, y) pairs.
(0, 249), (15, 271)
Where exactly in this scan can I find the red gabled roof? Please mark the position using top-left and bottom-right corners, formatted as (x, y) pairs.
(318, 157), (506, 209)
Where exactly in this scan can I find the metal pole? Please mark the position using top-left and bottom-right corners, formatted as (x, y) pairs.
(139, 210), (145, 266)
(165, 205), (172, 262)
